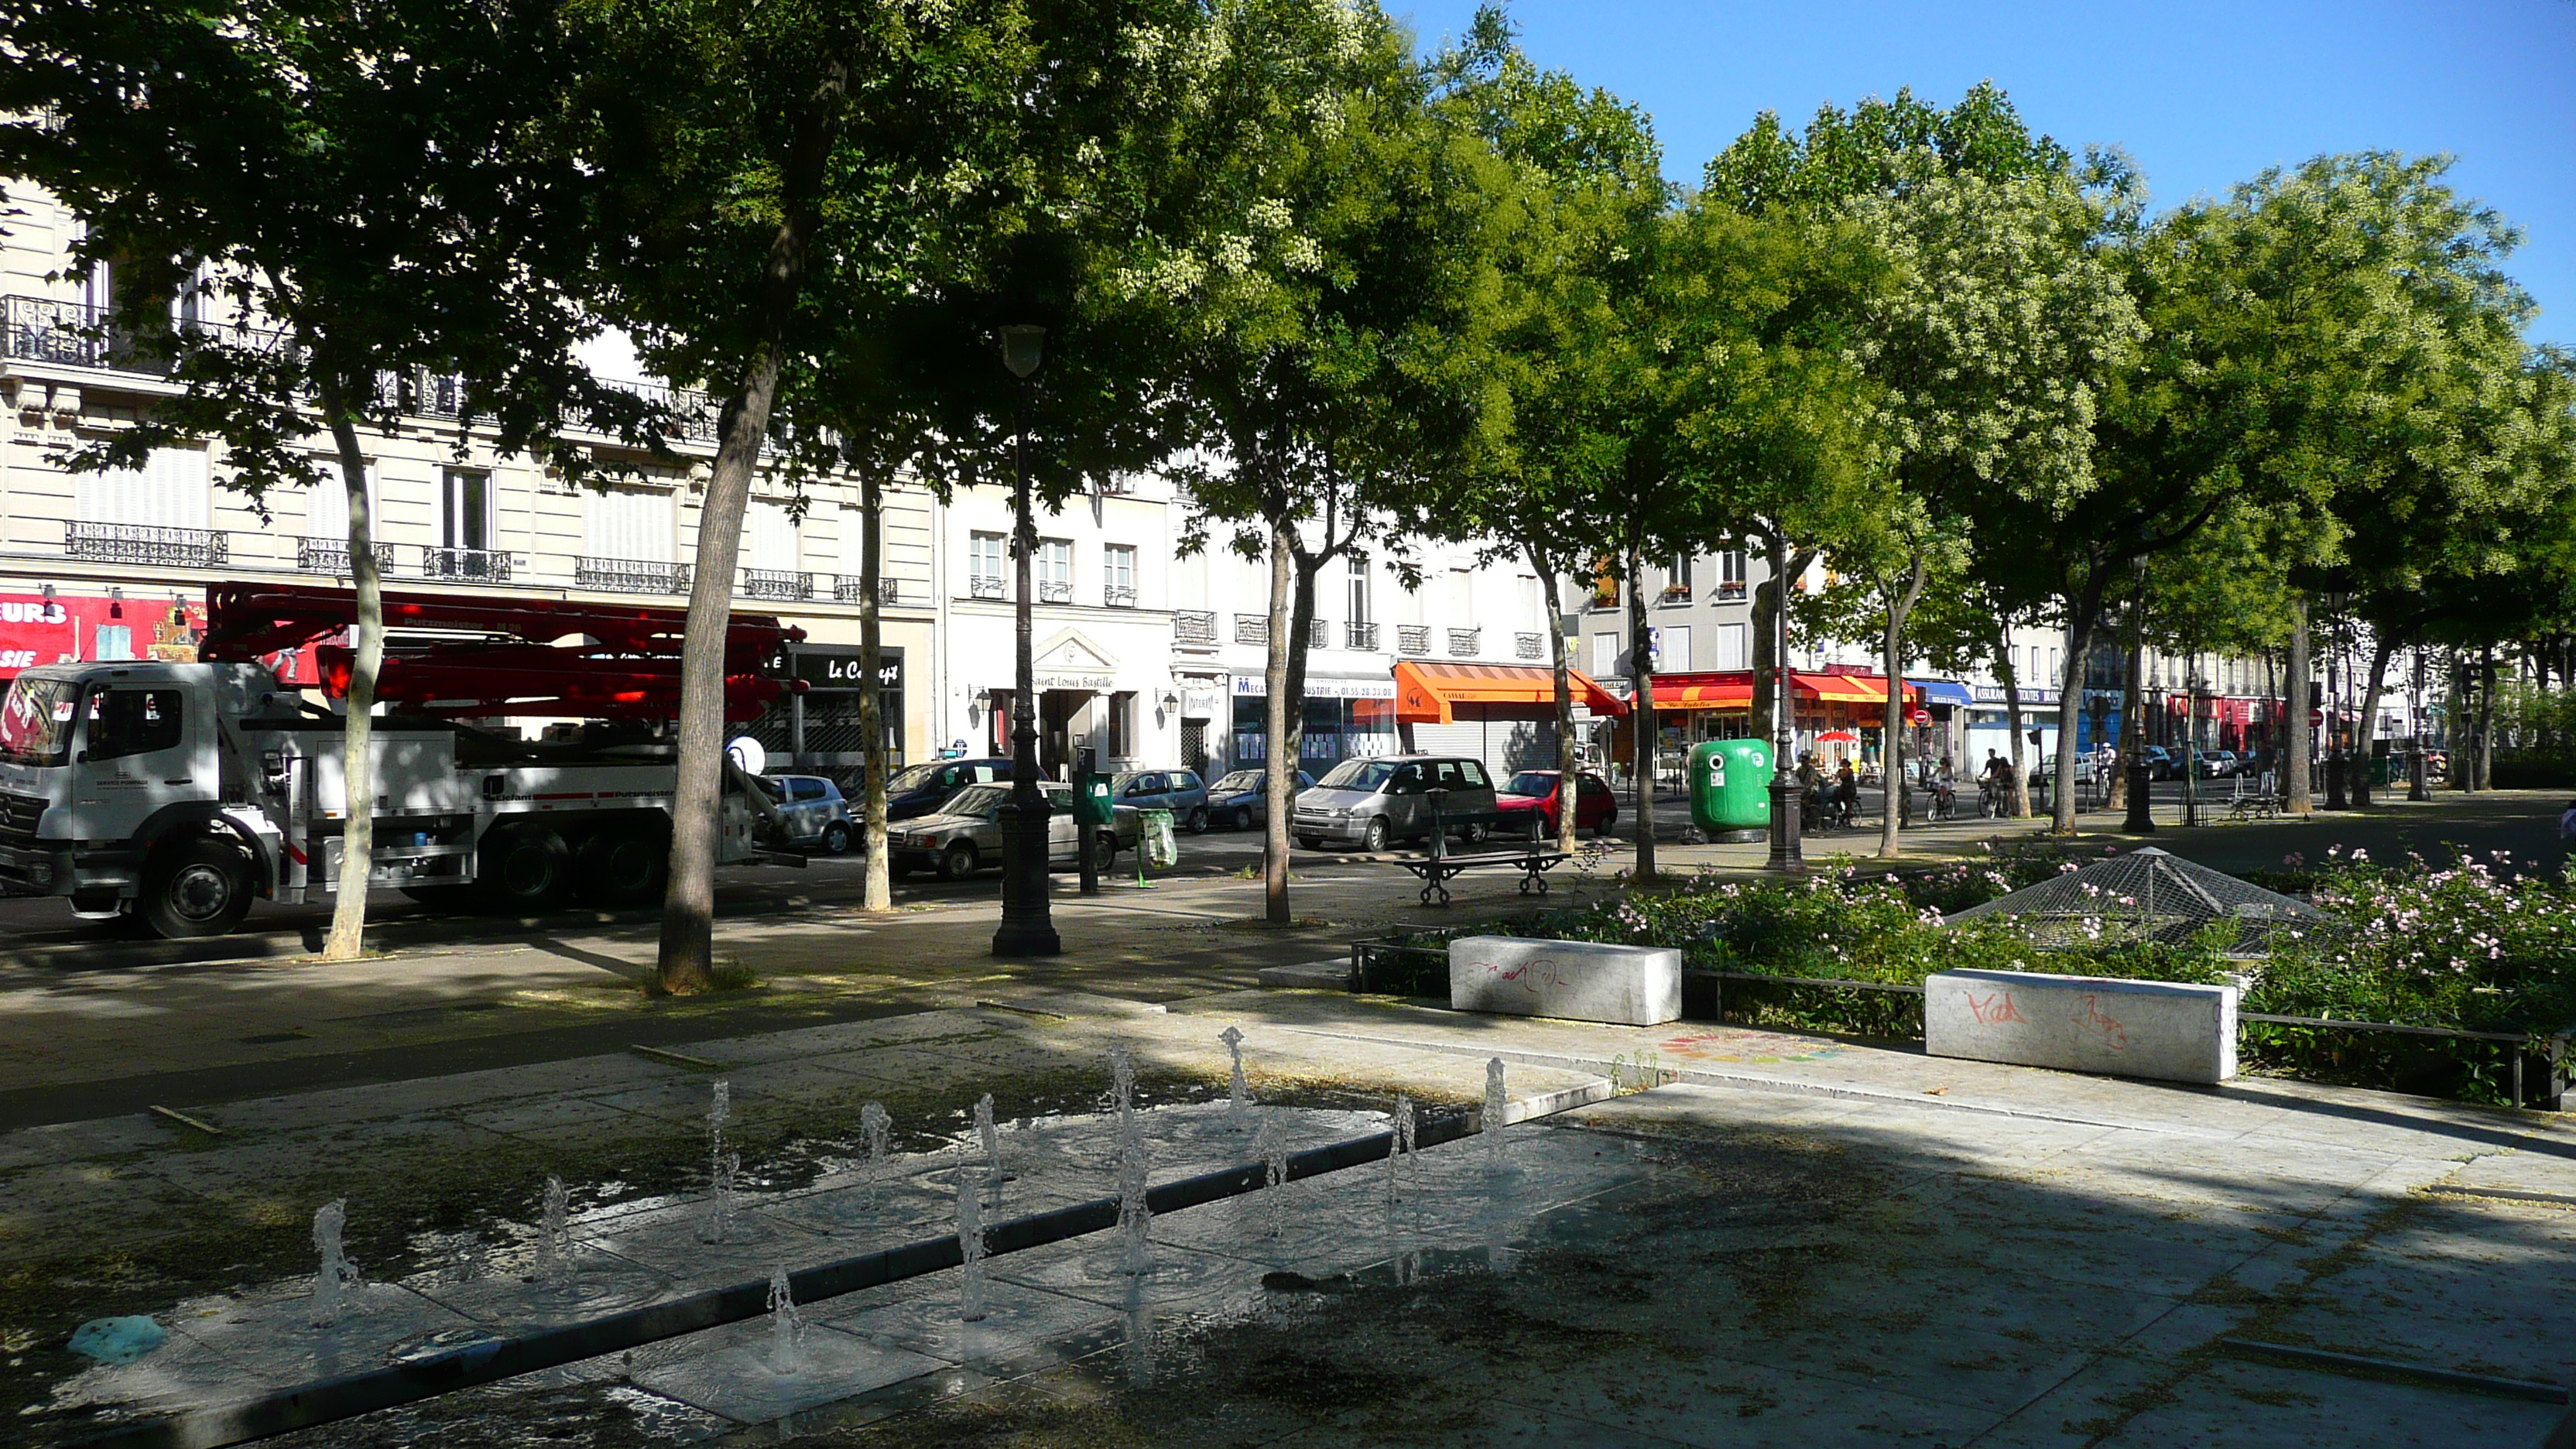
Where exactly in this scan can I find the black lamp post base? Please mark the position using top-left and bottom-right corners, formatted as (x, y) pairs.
(2122, 763), (2156, 834)
(1764, 779), (1805, 874)
(2323, 754), (2348, 810)
(991, 800), (1062, 957)
(992, 920), (1063, 957)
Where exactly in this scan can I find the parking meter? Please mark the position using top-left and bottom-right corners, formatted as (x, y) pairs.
(1072, 747), (1110, 893)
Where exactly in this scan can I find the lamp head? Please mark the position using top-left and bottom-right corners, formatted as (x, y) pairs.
(999, 324), (1046, 380)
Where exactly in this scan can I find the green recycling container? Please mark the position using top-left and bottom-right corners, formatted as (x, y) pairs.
(1689, 738), (1775, 834)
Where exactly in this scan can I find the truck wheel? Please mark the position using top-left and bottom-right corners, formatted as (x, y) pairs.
(139, 837), (253, 940)
(1362, 817), (1389, 853)
(480, 826), (570, 911)
(579, 830), (666, 906)
(820, 821), (853, 855)
(1185, 806), (1208, 834)
(939, 841), (979, 881)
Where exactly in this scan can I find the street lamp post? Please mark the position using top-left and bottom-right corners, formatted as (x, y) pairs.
(1763, 537), (1804, 874)
(992, 323), (1060, 958)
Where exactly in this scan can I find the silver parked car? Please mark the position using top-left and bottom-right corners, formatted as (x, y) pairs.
(887, 782), (1142, 881)
(1110, 768), (1211, 833)
(1292, 754), (1500, 852)
(1205, 768), (1315, 830)
(754, 774), (855, 855)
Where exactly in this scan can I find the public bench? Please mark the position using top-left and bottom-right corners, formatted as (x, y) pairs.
(1395, 843), (1572, 906)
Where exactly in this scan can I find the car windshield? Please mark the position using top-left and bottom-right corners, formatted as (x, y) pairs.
(1505, 772), (1557, 797)
(1316, 759), (1396, 792)
(0, 677), (80, 766)
(1211, 770), (1260, 793)
(887, 763), (947, 794)
(941, 784), (1009, 819)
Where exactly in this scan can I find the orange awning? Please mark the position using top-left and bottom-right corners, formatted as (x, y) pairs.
(1393, 661), (1629, 724)
(1649, 670), (1920, 711)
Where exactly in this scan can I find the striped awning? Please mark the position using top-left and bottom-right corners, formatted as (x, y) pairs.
(1393, 661), (1629, 724)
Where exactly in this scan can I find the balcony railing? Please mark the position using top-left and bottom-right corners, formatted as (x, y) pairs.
(1516, 632), (1544, 660)
(1105, 584), (1137, 608)
(1174, 610), (1218, 645)
(1448, 627), (1482, 656)
(1717, 581), (1747, 601)
(834, 577), (904, 605)
(1346, 622), (1380, 651)
(296, 537), (396, 576)
(2, 296), (236, 378)
(577, 557), (690, 594)
(1302, 618), (1325, 649)
(1038, 579), (1073, 604)
(67, 521), (228, 570)
(968, 574), (1007, 600)
(741, 568), (814, 601)
(421, 546), (510, 583)
(1235, 614), (1269, 646)
(1398, 625), (1430, 656)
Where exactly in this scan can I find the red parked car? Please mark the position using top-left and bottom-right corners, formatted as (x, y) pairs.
(1495, 769), (1618, 838)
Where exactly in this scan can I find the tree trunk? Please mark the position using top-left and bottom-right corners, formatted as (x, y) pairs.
(1531, 543), (1577, 857)
(1749, 544), (1815, 747)
(2284, 595), (2313, 814)
(1878, 554), (1927, 858)
(317, 372), (380, 964)
(2051, 616), (2087, 833)
(2110, 577), (2144, 813)
(859, 469), (891, 910)
(1997, 621), (2028, 818)
(2449, 651), (2472, 792)
(1625, 545), (1656, 881)
(1261, 517), (1295, 923)
(2475, 643), (2496, 790)
(655, 67), (841, 992)
(2352, 630), (2393, 810)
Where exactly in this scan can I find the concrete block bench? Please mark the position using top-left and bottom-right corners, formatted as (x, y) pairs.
(1926, 968), (2238, 1084)
(1449, 936), (1681, 1026)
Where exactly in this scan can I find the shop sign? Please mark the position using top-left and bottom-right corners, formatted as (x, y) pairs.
(1034, 672), (1116, 690)
(1231, 674), (1396, 700)
(789, 649), (902, 690)
(1972, 685), (2060, 705)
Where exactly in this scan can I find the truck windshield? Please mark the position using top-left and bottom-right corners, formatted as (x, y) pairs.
(0, 677), (80, 766)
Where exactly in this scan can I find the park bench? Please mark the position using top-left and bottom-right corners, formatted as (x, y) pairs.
(1392, 796), (1569, 906)
(2225, 772), (2284, 821)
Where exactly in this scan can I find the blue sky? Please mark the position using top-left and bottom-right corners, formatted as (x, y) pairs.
(1396, 0), (2576, 347)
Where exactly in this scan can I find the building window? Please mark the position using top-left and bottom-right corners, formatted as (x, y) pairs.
(1717, 622), (1749, 670)
(1662, 556), (1692, 601)
(1656, 625), (1691, 671)
(307, 461), (379, 543)
(968, 532), (1006, 598)
(1038, 538), (1073, 602)
(584, 485), (673, 561)
(1348, 554), (1372, 624)
(1592, 632), (1620, 679)
(441, 468), (494, 553)
(1718, 550), (1747, 599)
(78, 447), (211, 530)
(1589, 559), (1619, 611)
(1104, 544), (1137, 606)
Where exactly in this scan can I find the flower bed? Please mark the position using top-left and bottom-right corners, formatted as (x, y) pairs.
(1379, 844), (2574, 1106)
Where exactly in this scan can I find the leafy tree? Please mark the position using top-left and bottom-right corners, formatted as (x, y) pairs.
(0, 0), (644, 959)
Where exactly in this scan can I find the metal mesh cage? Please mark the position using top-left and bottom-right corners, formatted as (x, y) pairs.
(1942, 847), (2329, 955)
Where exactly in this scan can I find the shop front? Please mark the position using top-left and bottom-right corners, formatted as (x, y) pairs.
(1642, 668), (1923, 770)
(1392, 660), (1627, 775)
(1229, 673), (1398, 772)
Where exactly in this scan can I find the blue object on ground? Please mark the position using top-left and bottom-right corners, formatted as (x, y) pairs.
(67, 1316), (166, 1365)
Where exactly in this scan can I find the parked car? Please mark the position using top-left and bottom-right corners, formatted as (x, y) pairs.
(752, 774), (855, 855)
(2200, 750), (2239, 779)
(1495, 769), (1618, 839)
(886, 782), (1140, 881)
(1293, 754), (1501, 852)
(2141, 745), (2179, 781)
(878, 758), (1018, 822)
(1204, 768), (1315, 831)
(1109, 768), (1211, 832)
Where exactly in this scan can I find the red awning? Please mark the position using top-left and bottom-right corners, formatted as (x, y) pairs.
(1394, 661), (1628, 724)
(1649, 670), (1919, 711)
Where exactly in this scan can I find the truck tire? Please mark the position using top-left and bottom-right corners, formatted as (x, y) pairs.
(938, 841), (978, 881)
(139, 837), (254, 939)
(578, 829), (666, 907)
(480, 826), (570, 912)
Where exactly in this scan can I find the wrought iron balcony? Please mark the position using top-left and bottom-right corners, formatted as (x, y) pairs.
(1516, 632), (1544, 660)
(1104, 584), (1137, 608)
(834, 577), (904, 605)
(1448, 627), (1482, 656)
(1397, 625), (1430, 656)
(1235, 614), (1269, 646)
(741, 568), (814, 601)
(1307, 618), (1330, 648)
(67, 521), (228, 570)
(2, 296), (220, 377)
(968, 574), (1007, 600)
(296, 537), (396, 576)
(1038, 579), (1074, 604)
(421, 546), (510, 582)
(577, 556), (690, 594)
(1173, 610), (1218, 645)
(1346, 622), (1380, 651)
